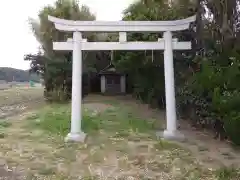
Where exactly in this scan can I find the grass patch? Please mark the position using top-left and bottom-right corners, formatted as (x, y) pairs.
(26, 103), (157, 137)
(0, 132), (5, 138)
(155, 140), (183, 150)
(28, 105), (71, 136)
(0, 121), (12, 139)
(0, 121), (12, 128)
(215, 166), (240, 180)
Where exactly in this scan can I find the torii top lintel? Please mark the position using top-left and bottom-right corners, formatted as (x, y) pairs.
(48, 15), (196, 32)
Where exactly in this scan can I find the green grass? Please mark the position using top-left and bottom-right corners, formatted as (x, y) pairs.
(215, 166), (240, 180)
(0, 120), (12, 138)
(26, 103), (158, 137)
(0, 121), (12, 128)
(22, 102), (240, 180)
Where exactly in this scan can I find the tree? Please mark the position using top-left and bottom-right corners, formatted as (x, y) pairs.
(25, 0), (97, 101)
(113, 0), (195, 106)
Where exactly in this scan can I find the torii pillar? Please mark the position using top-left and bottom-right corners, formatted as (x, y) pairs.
(65, 31), (86, 142)
(161, 31), (184, 140)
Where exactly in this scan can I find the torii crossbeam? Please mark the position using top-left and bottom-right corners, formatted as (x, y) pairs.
(48, 15), (196, 142)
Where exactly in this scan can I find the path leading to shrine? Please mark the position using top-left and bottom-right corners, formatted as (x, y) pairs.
(85, 95), (240, 169)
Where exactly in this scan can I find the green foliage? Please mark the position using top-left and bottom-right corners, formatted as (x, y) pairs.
(25, 0), (113, 102)
(113, 0), (194, 107)
(224, 111), (240, 145)
(0, 121), (12, 128)
(30, 0), (95, 53)
(178, 50), (240, 144)
(25, 0), (97, 102)
(44, 89), (69, 103)
(215, 166), (240, 180)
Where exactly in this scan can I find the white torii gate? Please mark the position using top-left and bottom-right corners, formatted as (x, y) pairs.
(48, 15), (196, 142)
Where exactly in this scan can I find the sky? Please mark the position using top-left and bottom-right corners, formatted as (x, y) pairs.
(0, 0), (135, 70)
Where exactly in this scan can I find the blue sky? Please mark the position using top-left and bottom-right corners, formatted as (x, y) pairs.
(0, 0), (135, 70)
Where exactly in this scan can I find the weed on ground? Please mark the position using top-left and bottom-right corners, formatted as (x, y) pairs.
(0, 100), (239, 179)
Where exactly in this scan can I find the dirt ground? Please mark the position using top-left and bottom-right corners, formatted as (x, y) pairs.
(0, 87), (44, 119)
(0, 94), (239, 179)
(84, 95), (240, 169)
(0, 87), (45, 179)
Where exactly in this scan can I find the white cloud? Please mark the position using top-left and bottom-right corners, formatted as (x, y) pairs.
(0, 0), (135, 70)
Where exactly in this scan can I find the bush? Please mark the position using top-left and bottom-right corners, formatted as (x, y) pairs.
(44, 89), (69, 103)
(43, 73), (89, 103)
(224, 112), (240, 145)
(177, 56), (240, 145)
(212, 89), (240, 145)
